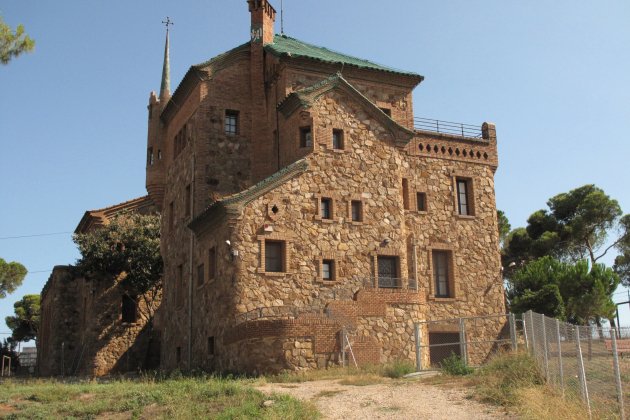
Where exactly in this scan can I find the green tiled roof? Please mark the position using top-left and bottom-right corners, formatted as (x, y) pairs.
(265, 35), (422, 79)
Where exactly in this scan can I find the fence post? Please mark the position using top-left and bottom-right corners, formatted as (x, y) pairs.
(459, 318), (468, 365)
(523, 315), (530, 351)
(610, 328), (625, 419)
(529, 311), (536, 359)
(556, 319), (564, 397)
(341, 327), (346, 367)
(575, 326), (592, 418)
(414, 323), (422, 371)
(541, 313), (549, 382)
(588, 325), (593, 361)
(509, 313), (517, 352)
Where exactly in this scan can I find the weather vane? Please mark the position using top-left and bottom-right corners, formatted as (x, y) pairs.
(162, 16), (174, 32)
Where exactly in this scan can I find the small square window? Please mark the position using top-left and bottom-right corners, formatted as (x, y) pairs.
(417, 192), (427, 212)
(208, 247), (216, 280)
(197, 263), (204, 287)
(332, 129), (344, 150)
(225, 110), (239, 135)
(380, 107), (392, 117)
(265, 240), (284, 273)
(300, 126), (312, 148)
(208, 336), (215, 356)
(351, 200), (362, 222)
(322, 259), (334, 281)
(320, 198), (332, 219)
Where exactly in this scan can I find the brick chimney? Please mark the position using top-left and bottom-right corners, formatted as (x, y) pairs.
(248, 0), (276, 45)
(248, 0), (277, 182)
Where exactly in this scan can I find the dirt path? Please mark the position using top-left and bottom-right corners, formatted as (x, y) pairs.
(257, 378), (512, 420)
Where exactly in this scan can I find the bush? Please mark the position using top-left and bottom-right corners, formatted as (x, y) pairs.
(440, 353), (473, 376)
(382, 360), (415, 378)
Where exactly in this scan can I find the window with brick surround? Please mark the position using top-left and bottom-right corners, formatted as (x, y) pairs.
(224, 110), (238, 135)
(351, 200), (363, 222)
(176, 264), (184, 307)
(208, 336), (215, 356)
(208, 247), (216, 281)
(332, 129), (344, 150)
(185, 184), (191, 217)
(121, 295), (138, 323)
(377, 255), (400, 288)
(433, 250), (453, 298)
(265, 240), (285, 273)
(402, 178), (410, 210)
(322, 259), (335, 281)
(417, 192), (427, 212)
(197, 263), (204, 287)
(300, 126), (312, 148)
(320, 197), (332, 219)
(456, 177), (473, 216)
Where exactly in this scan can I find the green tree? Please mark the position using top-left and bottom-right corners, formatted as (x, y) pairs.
(0, 257), (27, 299)
(73, 213), (162, 318)
(5, 294), (40, 342)
(502, 185), (629, 276)
(613, 214), (630, 285)
(497, 210), (511, 247)
(507, 256), (619, 325)
(0, 15), (35, 64)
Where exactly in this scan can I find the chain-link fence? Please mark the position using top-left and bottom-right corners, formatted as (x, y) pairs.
(523, 310), (627, 419)
(415, 314), (516, 370)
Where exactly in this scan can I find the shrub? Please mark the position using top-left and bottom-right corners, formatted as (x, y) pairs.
(440, 353), (473, 376)
(383, 360), (415, 378)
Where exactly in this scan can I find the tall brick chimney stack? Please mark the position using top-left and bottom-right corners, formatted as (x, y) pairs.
(248, 0), (277, 182)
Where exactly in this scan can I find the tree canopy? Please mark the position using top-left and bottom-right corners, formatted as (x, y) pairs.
(507, 256), (619, 325)
(0, 258), (27, 299)
(5, 294), (40, 342)
(0, 15), (35, 64)
(73, 213), (162, 317)
(502, 184), (629, 279)
(497, 210), (511, 248)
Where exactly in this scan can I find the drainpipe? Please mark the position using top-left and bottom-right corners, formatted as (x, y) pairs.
(188, 154), (195, 369)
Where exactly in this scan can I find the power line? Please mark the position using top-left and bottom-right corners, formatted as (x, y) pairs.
(0, 231), (72, 240)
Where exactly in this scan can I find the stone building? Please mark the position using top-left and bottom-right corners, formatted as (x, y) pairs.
(37, 196), (161, 376)
(145, 0), (505, 373)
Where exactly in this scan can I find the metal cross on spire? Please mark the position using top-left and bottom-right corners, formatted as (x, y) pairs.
(162, 16), (174, 32)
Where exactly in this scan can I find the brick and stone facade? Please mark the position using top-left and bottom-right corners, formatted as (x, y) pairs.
(144, 0), (505, 373)
(37, 196), (161, 376)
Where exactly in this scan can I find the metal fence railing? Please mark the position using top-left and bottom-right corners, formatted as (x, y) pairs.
(361, 277), (418, 290)
(414, 117), (483, 139)
(523, 310), (627, 419)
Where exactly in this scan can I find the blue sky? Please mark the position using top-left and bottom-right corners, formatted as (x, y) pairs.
(1, 0), (629, 341)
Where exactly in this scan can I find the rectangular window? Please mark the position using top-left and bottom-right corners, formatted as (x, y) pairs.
(265, 240), (284, 273)
(121, 295), (138, 323)
(208, 247), (216, 280)
(433, 250), (451, 298)
(300, 126), (312, 148)
(197, 263), (204, 287)
(351, 200), (362, 222)
(402, 178), (410, 210)
(176, 264), (184, 307)
(377, 256), (399, 288)
(320, 198), (332, 219)
(456, 178), (470, 216)
(147, 147), (154, 166)
(322, 259), (334, 281)
(185, 184), (191, 217)
(169, 201), (174, 229)
(332, 129), (344, 150)
(225, 110), (238, 135)
(208, 337), (215, 356)
(176, 346), (182, 363)
(417, 192), (427, 212)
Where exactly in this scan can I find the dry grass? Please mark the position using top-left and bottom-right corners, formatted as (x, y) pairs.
(516, 387), (591, 420)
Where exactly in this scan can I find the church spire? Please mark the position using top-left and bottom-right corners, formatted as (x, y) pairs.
(159, 17), (173, 101)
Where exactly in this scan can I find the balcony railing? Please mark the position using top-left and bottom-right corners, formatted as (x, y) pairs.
(362, 277), (418, 290)
(414, 117), (482, 139)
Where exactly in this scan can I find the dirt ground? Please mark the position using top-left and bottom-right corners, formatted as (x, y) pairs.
(257, 377), (513, 420)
